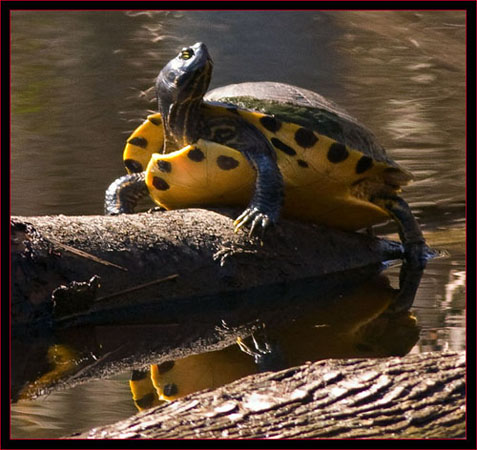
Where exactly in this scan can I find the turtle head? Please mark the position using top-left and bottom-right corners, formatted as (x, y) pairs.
(156, 43), (213, 149)
(156, 42), (213, 117)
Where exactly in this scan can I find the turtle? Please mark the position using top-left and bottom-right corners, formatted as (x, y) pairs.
(105, 42), (427, 266)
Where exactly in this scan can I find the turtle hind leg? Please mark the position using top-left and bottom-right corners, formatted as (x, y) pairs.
(372, 194), (430, 311)
(371, 194), (429, 268)
(104, 172), (149, 215)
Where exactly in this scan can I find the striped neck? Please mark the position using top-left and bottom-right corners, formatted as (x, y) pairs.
(162, 100), (202, 152)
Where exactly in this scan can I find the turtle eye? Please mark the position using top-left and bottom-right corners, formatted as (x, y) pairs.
(180, 48), (194, 60)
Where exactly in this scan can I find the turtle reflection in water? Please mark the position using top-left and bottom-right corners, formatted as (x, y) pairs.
(105, 42), (429, 272)
(129, 276), (420, 410)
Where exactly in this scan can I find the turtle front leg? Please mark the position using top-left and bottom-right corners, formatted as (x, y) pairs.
(216, 119), (284, 236)
(233, 153), (284, 236)
(104, 172), (149, 215)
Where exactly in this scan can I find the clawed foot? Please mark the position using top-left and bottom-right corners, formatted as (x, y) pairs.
(393, 240), (434, 312)
(237, 332), (286, 372)
(404, 240), (433, 270)
(233, 207), (275, 237)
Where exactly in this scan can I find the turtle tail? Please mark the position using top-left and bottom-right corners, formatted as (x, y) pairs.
(104, 172), (149, 215)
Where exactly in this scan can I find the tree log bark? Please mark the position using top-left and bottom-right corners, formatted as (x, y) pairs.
(11, 208), (404, 331)
(71, 351), (465, 439)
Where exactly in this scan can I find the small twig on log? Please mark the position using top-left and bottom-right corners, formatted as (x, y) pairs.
(95, 274), (179, 302)
(51, 239), (128, 271)
(68, 346), (127, 382)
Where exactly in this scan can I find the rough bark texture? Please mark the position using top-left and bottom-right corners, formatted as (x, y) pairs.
(11, 208), (403, 331)
(72, 351), (466, 440)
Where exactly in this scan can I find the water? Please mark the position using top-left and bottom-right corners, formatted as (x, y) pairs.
(10, 10), (466, 439)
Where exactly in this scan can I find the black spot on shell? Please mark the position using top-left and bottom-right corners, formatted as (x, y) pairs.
(297, 159), (309, 168)
(152, 176), (170, 191)
(271, 137), (297, 156)
(135, 393), (156, 409)
(187, 147), (205, 162)
(163, 383), (178, 397)
(148, 116), (162, 126)
(130, 370), (149, 381)
(260, 116), (282, 133)
(356, 155), (374, 174)
(327, 142), (349, 163)
(157, 361), (175, 374)
(217, 155), (239, 170)
(128, 136), (148, 148)
(124, 159), (143, 173)
(295, 128), (318, 148)
(157, 160), (172, 173)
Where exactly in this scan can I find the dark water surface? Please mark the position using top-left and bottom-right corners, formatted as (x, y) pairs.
(11, 10), (466, 439)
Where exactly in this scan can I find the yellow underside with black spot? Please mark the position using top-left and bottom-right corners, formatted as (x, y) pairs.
(123, 113), (165, 173)
(145, 140), (256, 209)
(124, 107), (412, 231)
(150, 347), (256, 402)
(129, 370), (161, 411)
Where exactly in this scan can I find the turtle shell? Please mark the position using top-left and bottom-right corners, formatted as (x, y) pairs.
(123, 82), (413, 231)
(205, 82), (398, 166)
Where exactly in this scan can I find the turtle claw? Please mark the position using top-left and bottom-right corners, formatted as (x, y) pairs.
(249, 213), (270, 238)
(404, 240), (433, 270)
(233, 208), (251, 231)
(147, 206), (166, 214)
(237, 330), (286, 372)
(233, 207), (272, 237)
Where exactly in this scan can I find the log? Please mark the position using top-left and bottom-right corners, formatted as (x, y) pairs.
(11, 208), (405, 332)
(71, 351), (465, 439)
